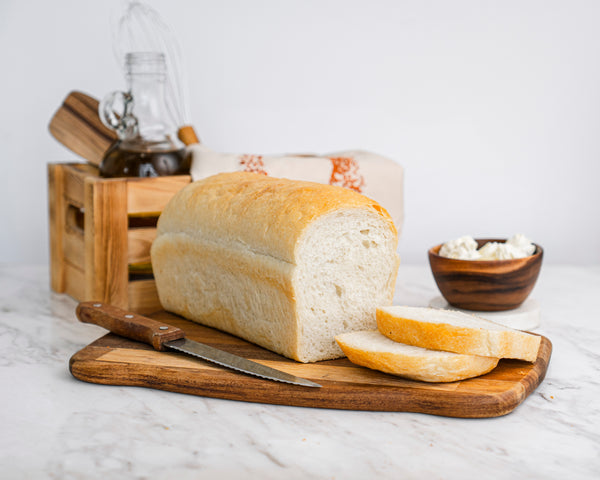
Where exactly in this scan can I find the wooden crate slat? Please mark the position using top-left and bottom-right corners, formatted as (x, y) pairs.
(63, 262), (86, 301)
(84, 177), (129, 307)
(128, 279), (162, 315)
(126, 175), (190, 215)
(63, 225), (85, 270)
(63, 163), (98, 208)
(48, 164), (66, 292)
(127, 227), (156, 265)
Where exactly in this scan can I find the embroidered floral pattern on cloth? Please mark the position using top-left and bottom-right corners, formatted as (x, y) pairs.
(189, 144), (404, 235)
(239, 154), (267, 175)
(328, 156), (365, 193)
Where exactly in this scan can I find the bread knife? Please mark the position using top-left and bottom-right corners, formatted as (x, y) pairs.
(76, 302), (321, 388)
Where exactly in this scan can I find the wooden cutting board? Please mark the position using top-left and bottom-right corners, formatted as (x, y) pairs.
(69, 310), (552, 418)
(48, 91), (117, 166)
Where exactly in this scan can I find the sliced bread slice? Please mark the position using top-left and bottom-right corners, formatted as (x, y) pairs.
(335, 330), (499, 382)
(377, 306), (541, 362)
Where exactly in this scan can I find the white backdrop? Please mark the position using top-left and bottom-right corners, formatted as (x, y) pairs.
(1, 0), (599, 265)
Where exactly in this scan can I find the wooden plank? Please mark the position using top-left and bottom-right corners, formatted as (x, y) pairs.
(48, 91), (117, 166)
(71, 163), (100, 176)
(127, 227), (156, 265)
(128, 279), (162, 314)
(63, 224), (85, 270)
(63, 163), (98, 208)
(84, 177), (129, 307)
(63, 262), (85, 301)
(126, 175), (190, 215)
(69, 311), (553, 417)
(62, 202), (85, 269)
(48, 164), (66, 292)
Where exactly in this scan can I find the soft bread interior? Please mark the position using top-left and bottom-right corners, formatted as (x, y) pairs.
(295, 209), (399, 361)
(336, 330), (499, 383)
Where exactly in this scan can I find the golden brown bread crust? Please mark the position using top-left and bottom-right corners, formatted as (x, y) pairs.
(151, 233), (298, 358)
(377, 308), (541, 362)
(156, 171), (397, 264)
(336, 331), (499, 382)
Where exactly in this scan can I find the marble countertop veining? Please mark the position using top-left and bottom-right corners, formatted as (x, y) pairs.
(0, 264), (599, 479)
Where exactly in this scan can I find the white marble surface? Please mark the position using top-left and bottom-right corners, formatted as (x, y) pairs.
(1, 264), (598, 479)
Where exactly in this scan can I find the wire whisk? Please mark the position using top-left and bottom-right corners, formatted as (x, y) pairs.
(111, 0), (199, 145)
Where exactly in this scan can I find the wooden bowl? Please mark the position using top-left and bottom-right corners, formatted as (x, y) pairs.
(428, 238), (543, 311)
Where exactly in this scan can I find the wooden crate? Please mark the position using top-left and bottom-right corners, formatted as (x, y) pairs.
(48, 163), (191, 314)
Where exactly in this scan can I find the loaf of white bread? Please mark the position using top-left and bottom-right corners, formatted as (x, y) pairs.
(151, 171), (400, 362)
(336, 306), (541, 382)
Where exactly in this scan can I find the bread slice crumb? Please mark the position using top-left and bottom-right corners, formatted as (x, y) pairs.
(335, 330), (499, 382)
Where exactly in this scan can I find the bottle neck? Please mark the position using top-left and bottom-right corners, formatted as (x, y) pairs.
(120, 52), (181, 151)
(127, 72), (172, 142)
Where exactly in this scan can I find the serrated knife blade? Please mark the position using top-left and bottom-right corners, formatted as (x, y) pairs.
(75, 301), (321, 388)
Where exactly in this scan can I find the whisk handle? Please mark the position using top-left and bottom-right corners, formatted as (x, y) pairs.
(178, 125), (200, 146)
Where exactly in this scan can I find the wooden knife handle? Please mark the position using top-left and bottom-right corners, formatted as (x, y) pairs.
(76, 301), (185, 351)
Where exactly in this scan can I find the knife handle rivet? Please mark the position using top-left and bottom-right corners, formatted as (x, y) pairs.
(93, 303), (102, 307)
(124, 314), (134, 319)
(159, 326), (169, 330)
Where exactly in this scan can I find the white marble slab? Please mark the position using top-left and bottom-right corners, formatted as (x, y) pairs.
(0, 264), (599, 479)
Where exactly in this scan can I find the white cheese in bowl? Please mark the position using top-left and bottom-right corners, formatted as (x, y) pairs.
(439, 234), (535, 260)
(438, 235), (482, 260)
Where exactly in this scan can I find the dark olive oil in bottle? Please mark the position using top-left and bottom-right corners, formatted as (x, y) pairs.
(100, 144), (190, 178)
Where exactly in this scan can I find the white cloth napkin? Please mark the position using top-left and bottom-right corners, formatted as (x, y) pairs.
(188, 144), (404, 236)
